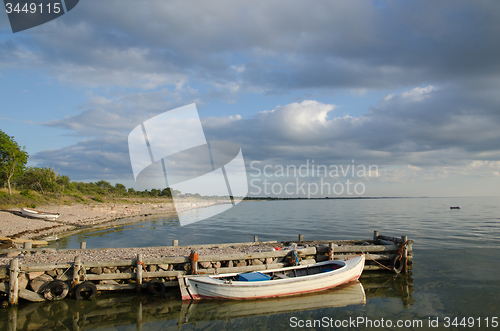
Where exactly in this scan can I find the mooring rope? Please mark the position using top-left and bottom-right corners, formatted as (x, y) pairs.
(365, 253), (393, 271)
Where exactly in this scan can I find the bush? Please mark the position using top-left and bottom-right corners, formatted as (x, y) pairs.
(93, 196), (105, 203)
(20, 189), (37, 200)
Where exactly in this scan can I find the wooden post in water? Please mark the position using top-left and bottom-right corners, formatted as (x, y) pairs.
(136, 254), (143, 292)
(189, 250), (199, 275)
(254, 236), (258, 243)
(172, 240), (178, 247)
(72, 312), (80, 331)
(23, 242), (32, 250)
(73, 256), (82, 288)
(328, 242), (335, 261)
(401, 235), (408, 273)
(373, 231), (379, 241)
(8, 258), (19, 305)
(80, 242), (86, 249)
(298, 234), (303, 242)
(137, 302), (143, 331)
(8, 307), (17, 331)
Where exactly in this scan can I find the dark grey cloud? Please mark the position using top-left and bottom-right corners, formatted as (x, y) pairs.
(3, 0), (500, 93)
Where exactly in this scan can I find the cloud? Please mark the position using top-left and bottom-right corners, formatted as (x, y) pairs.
(9, 0), (500, 192)
(3, 1), (500, 95)
(32, 84), (500, 184)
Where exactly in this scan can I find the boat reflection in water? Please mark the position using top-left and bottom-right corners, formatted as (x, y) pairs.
(1, 281), (368, 330)
(179, 280), (366, 325)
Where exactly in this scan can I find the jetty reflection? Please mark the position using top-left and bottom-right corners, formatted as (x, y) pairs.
(1, 276), (415, 330)
(361, 272), (415, 309)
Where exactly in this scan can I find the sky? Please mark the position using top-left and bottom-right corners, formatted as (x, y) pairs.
(1, 0), (500, 197)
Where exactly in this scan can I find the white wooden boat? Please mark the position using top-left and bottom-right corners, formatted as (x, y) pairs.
(21, 207), (60, 221)
(179, 254), (365, 300)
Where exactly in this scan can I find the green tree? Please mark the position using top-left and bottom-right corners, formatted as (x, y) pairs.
(0, 130), (29, 195)
(18, 167), (62, 194)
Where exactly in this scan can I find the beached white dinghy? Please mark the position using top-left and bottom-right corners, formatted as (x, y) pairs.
(21, 207), (60, 221)
(179, 254), (365, 300)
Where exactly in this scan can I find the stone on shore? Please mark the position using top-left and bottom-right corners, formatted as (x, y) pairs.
(30, 274), (53, 293)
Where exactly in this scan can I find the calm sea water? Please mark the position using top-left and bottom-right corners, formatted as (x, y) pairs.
(2, 197), (500, 330)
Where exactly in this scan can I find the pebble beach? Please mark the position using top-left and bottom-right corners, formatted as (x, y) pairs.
(0, 199), (224, 244)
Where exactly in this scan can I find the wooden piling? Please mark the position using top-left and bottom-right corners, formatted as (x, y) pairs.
(73, 256), (82, 288)
(298, 234), (303, 242)
(23, 242), (32, 250)
(137, 302), (143, 331)
(8, 307), (17, 331)
(172, 240), (178, 246)
(189, 250), (199, 275)
(73, 312), (80, 331)
(401, 235), (408, 273)
(373, 231), (379, 241)
(8, 258), (19, 306)
(136, 254), (143, 292)
(328, 242), (335, 261)
(254, 236), (258, 243)
(80, 242), (87, 249)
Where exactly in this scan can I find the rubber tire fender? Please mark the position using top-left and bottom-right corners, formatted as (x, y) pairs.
(74, 281), (97, 300)
(391, 256), (405, 274)
(147, 279), (166, 295)
(43, 280), (69, 301)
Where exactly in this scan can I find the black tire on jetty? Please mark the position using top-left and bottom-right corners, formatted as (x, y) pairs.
(74, 281), (97, 300)
(147, 279), (166, 295)
(43, 280), (69, 301)
(391, 256), (405, 274)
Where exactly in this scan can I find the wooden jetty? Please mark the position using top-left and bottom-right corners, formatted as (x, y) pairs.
(0, 231), (413, 305)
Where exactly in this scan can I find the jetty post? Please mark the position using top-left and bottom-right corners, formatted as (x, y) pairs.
(73, 256), (82, 288)
(328, 242), (335, 260)
(401, 235), (408, 272)
(189, 250), (199, 275)
(136, 254), (143, 292)
(8, 258), (19, 305)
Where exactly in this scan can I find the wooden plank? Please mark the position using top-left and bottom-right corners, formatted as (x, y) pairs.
(316, 245), (400, 254)
(20, 263), (72, 272)
(317, 253), (403, 262)
(82, 260), (135, 268)
(83, 256), (188, 268)
(197, 247), (317, 262)
(96, 283), (135, 291)
(178, 277), (191, 300)
(56, 240), (279, 254)
(0, 236), (48, 246)
(85, 270), (186, 280)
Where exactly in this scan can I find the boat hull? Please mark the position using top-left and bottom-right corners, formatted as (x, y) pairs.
(21, 208), (60, 221)
(180, 255), (365, 300)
